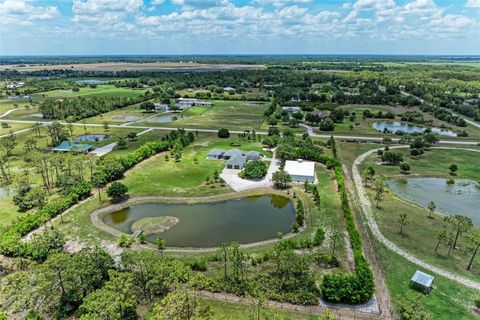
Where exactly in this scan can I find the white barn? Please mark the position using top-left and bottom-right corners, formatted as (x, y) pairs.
(284, 159), (315, 183)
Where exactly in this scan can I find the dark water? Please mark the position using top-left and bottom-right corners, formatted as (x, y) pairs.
(103, 195), (294, 247)
(76, 134), (107, 142)
(386, 178), (479, 224)
(373, 121), (456, 136)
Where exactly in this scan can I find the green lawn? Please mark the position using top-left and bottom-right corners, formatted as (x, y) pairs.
(0, 122), (33, 135)
(123, 135), (273, 197)
(32, 85), (148, 99)
(143, 100), (268, 130)
(359, 148), (480, 182)
(199, 298), (324, 320)
(79, 102), (152, 125)
(374, 238), (479, 320)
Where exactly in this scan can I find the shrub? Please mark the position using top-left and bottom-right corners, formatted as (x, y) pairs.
(243, 160), (267, 179)
(118, 235), (134, 248)
(312, 228), (325, 246)
(217, 128), (230, 138)
(107, 182), (128, 203)
(400, 162), (411, 173)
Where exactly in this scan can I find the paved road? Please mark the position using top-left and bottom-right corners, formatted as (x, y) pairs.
(1, 118), (478, 145)
(352, 145), (480, 291)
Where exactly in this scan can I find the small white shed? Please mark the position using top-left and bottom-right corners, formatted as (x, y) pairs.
(410, 270), (434, 293)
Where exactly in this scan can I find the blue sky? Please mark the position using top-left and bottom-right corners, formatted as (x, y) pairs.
(0, 0), (479, 55)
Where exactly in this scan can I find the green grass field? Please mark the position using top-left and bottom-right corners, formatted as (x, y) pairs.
(143, 100), (268, 130)
(199, 298), (324, 319)
(0, 122), (33, 135)
(374, 238), (479, 320)
(32, 84), (148, 99)
(359, 148), (480, 181)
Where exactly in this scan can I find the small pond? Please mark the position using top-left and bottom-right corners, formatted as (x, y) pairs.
(150, 115), (178, 123)
(111, 116), (142, 122)
(372, 121), (456, 137)
(76, 79), (109, 85)
(386, 178), (480, 224)
(103, 195), (295, 247)
(75, 134), (108, 142)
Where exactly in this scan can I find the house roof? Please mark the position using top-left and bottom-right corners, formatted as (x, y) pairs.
(284, 159), (315, 177)
(246, 150), (260, 157)
(52, 141), (93, 152)
(227, 154), (246, 166)
(223, 149), (243, 157)
(411, 270), (434, 288)
(208, 148), (226, 156)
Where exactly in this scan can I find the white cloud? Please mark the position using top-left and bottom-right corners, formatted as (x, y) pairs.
(253, 0), (312, 8)
(0, 0), (59, 25)
(466, 0), (480, 8)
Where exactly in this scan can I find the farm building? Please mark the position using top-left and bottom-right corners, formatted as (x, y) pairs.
(410, 270), (434, 293)
(175, 98), (213, 109)
(223, 86), (236, 93)
(52, 141), (94, 154)
(284, 159), (315, 183)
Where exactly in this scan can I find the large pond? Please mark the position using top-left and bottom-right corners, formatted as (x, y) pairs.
(103, 195), (295, 247)
(372, 121), (457, 137)
(75, 134), (107, 142)
(386, 178), (480, 224)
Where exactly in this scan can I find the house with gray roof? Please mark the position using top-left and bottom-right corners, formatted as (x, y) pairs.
(207, 148), (226, 159)
(52, 141), (94, 154)
(208, 148), (262, 170)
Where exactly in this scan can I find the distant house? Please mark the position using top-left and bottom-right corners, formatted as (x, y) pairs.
(284, 159), (315, 183)
(208, 148), (262, 170)
(223, 87), (236, 93)
(52, 141), (94, 154)
(281, 106), (301, 114)
(410, 270), (434, 293)
(153, 103), (170, 112)
(312, 110), (330, 119)
(207, 149), (226, 160)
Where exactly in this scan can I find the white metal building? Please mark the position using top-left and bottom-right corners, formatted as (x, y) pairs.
(284, 159), (315, 183)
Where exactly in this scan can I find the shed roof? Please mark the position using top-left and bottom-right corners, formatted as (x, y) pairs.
(411, 270), (434, 288)
(284, 159), (315, 177)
